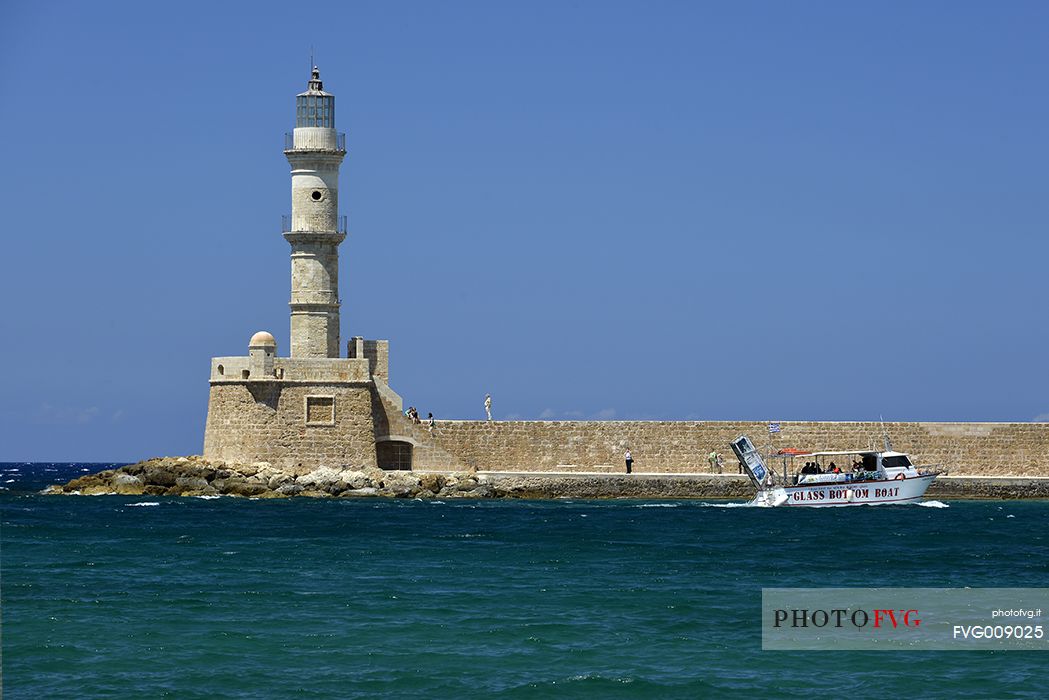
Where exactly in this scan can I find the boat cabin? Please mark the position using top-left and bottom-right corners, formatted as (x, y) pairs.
(787, 449), (919, 485)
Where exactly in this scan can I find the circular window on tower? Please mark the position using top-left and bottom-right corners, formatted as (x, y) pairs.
(311, 190), (324, 202)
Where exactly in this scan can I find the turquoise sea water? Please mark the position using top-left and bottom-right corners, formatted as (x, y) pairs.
(2, 463), (1048, 699)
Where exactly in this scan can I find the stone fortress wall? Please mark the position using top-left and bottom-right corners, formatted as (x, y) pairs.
(204, 362), (1049, 476)
(414, 420), (1049, 477)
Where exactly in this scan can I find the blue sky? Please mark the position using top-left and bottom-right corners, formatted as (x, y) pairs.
(1, 1), (1046, 461)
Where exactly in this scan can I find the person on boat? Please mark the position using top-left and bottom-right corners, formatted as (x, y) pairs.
(830, 462), (840, 474)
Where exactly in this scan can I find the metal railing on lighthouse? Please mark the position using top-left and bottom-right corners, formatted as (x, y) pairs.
(284, 132), (346, 151)
(282, 215), (347, 234)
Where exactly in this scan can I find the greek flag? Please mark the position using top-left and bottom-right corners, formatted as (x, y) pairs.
(768, 422), (781, 434)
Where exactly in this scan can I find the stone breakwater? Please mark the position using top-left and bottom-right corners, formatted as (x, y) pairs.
(46, 457), (489, 500)
(44, 457), (1049, 500)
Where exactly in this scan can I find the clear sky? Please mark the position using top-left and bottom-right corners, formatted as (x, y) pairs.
(1, 1), (1046, 461)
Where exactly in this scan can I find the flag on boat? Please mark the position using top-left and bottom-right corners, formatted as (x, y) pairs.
(768, 422), (781, 434)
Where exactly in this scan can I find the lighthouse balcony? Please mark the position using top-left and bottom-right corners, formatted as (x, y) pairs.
(285, 130), (346, 153)
(282, 215), (347, 235)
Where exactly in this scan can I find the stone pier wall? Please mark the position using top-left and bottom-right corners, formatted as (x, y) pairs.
(418, 420), (1049, 477)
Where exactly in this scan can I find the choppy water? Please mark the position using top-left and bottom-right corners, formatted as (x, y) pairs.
(3, 463), (1048, 698)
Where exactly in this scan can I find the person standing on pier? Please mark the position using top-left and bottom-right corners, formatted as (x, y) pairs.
(484, 394), (492, 421)
(625, 449), (633, 474)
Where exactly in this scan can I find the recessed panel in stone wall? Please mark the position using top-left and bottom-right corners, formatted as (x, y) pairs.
(305, 395), (335, 426)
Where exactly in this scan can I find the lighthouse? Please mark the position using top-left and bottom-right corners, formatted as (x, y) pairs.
(284, 66), (347, 358)
(204, 68), (406, 470)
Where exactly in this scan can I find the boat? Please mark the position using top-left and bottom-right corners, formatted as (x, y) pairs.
(729, 434), (942, 507)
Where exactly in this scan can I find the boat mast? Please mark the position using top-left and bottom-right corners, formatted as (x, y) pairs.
(880, 415), (892, 451)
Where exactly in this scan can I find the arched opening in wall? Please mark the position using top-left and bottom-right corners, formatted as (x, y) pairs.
(242, 369), (250, 380)
(377, 440), (413, 471)
(217, 364), (224, 376)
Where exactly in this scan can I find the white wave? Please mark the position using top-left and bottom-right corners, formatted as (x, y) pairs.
(916, 500), (949, 508)
(700, 499), (770, 508)
(195, 495), (221, 500)
(633, 503), (681, 508)
(127, 502), (160, 507)
(4, 479), (14, 483)
(1006, 514), (1015, 518)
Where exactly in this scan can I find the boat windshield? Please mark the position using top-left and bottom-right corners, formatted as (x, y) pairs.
(882, 455), (912, 468)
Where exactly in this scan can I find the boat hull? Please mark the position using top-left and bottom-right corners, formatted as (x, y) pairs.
(755, 474), (938, 507)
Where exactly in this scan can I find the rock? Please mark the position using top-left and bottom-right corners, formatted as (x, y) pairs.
(340, 470), (369, 489)
(419, 473), (443, 492)
(267, 473), (292, 490)
(276, 483), (303, 496)
(297, 467), (343, 490)
(112, 473), (145, 495)
(383, 470), (419, 497)
(144, 468), (178, 487)
(324, 481), (350, 496)
(144, 485), (168, 496)
(340, 487), (378, 497)
(362, 466), (385, 484)
(456, 477), (479, 492)
(175, 476), (210, 492)
(299, 489), (333, 499)
(65, 474), (106, 492)
(213, 478), (270, 497)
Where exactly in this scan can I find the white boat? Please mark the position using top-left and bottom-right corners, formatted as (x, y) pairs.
(729, 435), (941, 507)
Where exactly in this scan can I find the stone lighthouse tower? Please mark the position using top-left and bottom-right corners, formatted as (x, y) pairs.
(205, 68), (415, 472)
(284, 66), (346, 358)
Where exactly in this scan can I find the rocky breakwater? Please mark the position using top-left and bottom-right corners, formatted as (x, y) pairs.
(44, 456), (495, 499)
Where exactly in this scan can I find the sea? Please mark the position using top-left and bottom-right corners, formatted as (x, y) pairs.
(2, 462), (1047, 699)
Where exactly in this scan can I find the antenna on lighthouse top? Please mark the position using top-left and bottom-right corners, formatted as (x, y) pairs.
(310, 46), (314, 75)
